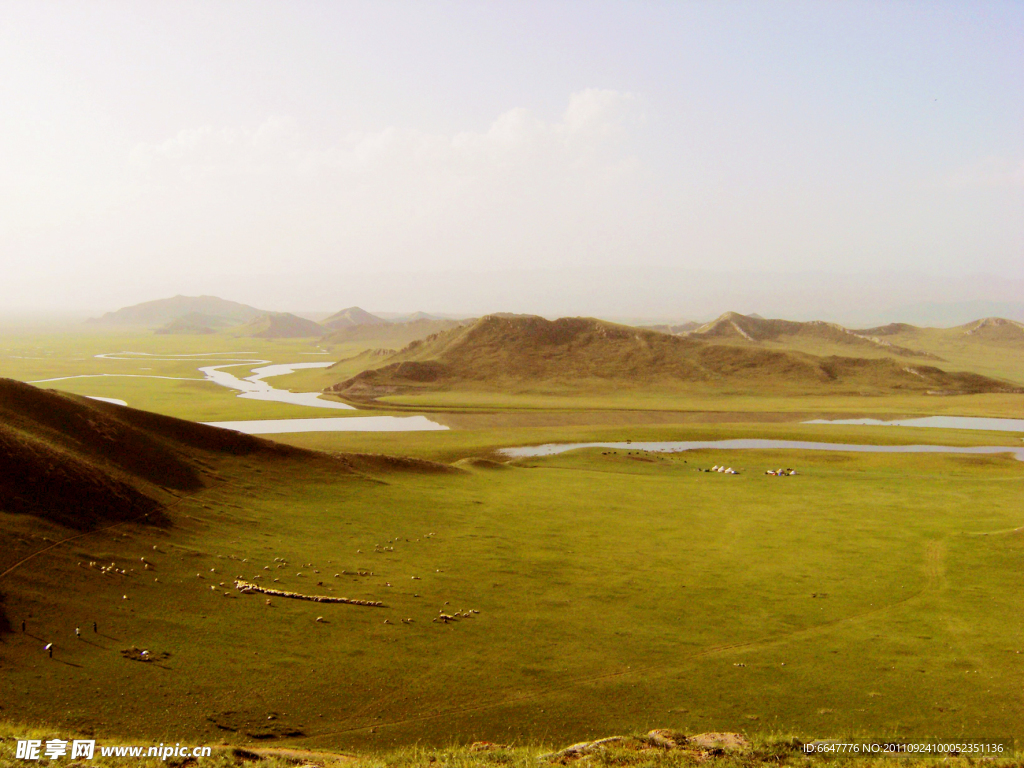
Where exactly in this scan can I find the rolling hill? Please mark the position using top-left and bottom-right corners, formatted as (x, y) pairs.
(684, 312), (936, 359)
(232, 312), (326, 338)
(956, 316), (1024, 345)
(87, 295), (267, 327)
(0, 379), (283, 529)
(322, 306), (388, 330)
(328, 314), (1019, 399)
(844, 316), (1024, 385)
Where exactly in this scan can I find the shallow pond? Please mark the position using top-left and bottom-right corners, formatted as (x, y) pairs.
(805, 416), (1024, 432)
(499, 439), (1024, 461)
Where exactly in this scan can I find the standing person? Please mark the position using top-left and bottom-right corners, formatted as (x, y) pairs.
(45, 643), (53, 658)
(21, 620), (25, 633)
(75, 627), (81, 639)
(92, 621), (97, 633)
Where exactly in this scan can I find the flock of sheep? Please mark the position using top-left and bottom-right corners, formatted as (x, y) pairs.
(234, 578), (384, 607)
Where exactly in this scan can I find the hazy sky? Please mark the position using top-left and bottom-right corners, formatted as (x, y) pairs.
(2, 1), (1022, 314)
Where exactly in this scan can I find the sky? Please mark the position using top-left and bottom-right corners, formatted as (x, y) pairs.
(1, 1), (1022, 318)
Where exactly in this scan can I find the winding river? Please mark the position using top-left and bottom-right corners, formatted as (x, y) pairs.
(29, 352), (1022, 440)
(32, 352), (447, 433)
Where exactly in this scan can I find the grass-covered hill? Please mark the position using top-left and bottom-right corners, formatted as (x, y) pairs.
(857, 316), (1024, 348)
(86, 295), (267, 328)
(327, 314), (1019, 400)
(684, 312), (935, 359)
(0, 378), (286, 529)
(231, 312), (326, 338)
(657, 313), (1024, 386)
(846, 317), (1024, 385)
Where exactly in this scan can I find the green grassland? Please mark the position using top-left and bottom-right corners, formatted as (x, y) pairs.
(0, 328), (375, 422)
(3, 441), (1023, 751)
(1, 723), (1016, 768)
(348, 390), (1024, 419)
(3, 325), (1022, 424)
(270, 421), (1023, 464)
(2, 322), (1024, 761)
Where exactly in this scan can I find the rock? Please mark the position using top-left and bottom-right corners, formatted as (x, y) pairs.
(647, 729), (686, 749)
(539, 736), (629, 762)
(687, 732), (750, 751)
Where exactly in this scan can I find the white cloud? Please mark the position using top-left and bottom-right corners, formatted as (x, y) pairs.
(130, 90), (637, 181)
(117, 90), (643, 275)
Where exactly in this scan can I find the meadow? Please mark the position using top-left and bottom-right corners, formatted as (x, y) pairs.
(2, 324), (1023, 759)
(2, 441), (1023, 752)
(0, 327), (377, 422)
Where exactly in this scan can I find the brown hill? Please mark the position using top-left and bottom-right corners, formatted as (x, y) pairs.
(687, 312), (938, 359)
(328, 315), (1018, 399)
(232, 312), (325, 338)
(957, 317), (1024, 345)
(852, 322), (919, 337)
(322, 318), (470, 348)
(0, 379), (287, 529)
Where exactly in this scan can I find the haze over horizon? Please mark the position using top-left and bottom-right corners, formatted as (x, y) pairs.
(3, 1), (1021, 318)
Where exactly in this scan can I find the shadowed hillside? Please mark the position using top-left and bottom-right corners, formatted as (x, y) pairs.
(232, 312), (325, 338)
(329, 314), (1019, 399)
(0, 379), (283, 529)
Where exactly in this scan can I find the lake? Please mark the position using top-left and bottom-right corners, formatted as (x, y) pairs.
(500, 439), (1024, 461)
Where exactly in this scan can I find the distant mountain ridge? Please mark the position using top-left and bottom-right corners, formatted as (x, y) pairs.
(87, 295), (267, 327)
(231, 313), (325, 338)
(322, 306), (388, 329)
(322, 317), (473, 348)
(639, 322), (701, 335)
(329, 314), (1018, 399)
(154, 311), (235, 335)
(868, 300), (1024, 327)
(684, 312), (938, 359)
